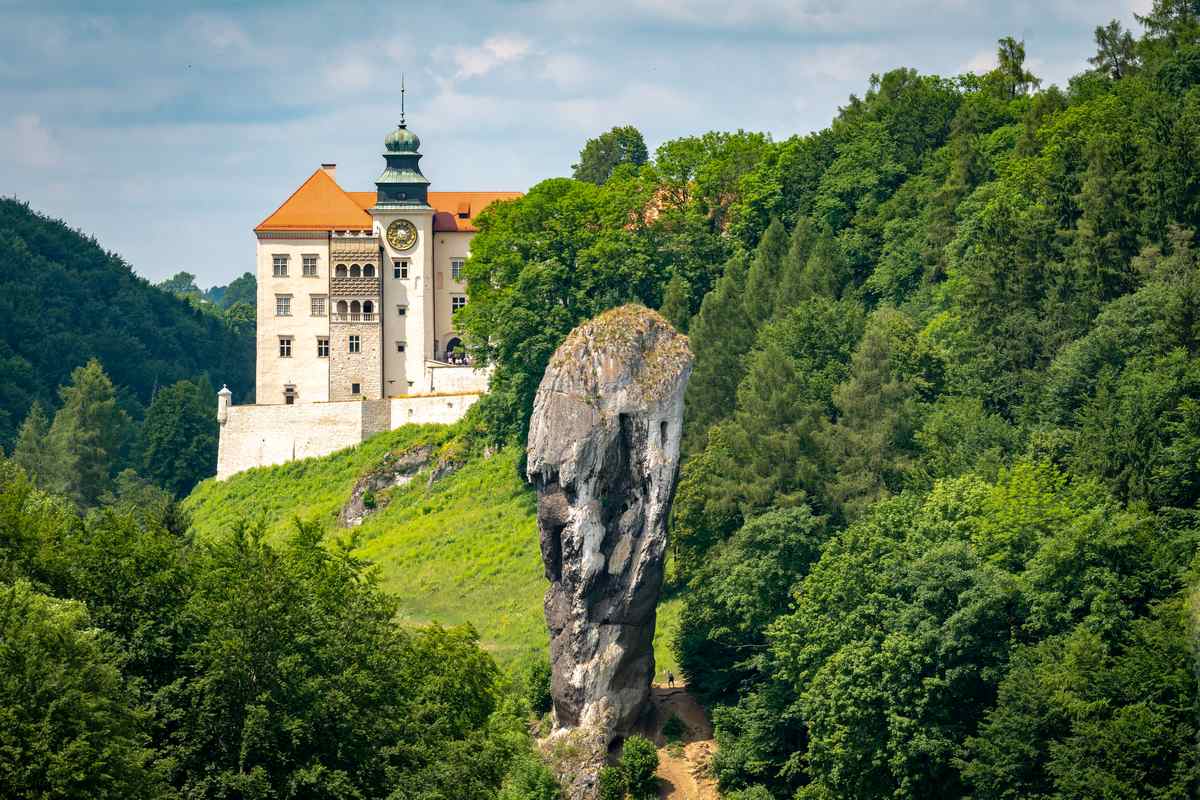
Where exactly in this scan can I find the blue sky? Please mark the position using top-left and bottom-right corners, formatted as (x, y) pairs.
(0, 0), (1150, 286)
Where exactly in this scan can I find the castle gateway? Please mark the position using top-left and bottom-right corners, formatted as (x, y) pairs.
(216, 115), (519, 479)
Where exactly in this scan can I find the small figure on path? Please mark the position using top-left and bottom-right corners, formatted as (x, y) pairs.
(667, 671), (675, 688)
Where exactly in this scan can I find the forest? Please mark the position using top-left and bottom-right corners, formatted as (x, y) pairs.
(2, 1), (1200, 798)
(458, 3), (1200, 798)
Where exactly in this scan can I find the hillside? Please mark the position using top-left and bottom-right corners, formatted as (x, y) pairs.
(0, 199), (254, 447)
(185, 424), (682, 675)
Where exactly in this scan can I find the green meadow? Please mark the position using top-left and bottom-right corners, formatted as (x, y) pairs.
(186, 424), (681, 677)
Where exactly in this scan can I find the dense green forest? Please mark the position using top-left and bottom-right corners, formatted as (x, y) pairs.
(5, 2), (1200, 798)
(0, 199), (254, 454)
(457, 4), (1200, 798)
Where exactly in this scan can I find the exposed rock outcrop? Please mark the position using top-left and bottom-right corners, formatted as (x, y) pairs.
(527, 305), (693, 746)
(337, 445), (433, 527)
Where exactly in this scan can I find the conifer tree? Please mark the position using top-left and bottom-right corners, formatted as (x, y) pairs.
(743, 218), (789, 328)
(819, 308), (933, 520)
(46, 360), (130, 507)
(142, 378), (217, 497)
(683, 253), (755, 452)
(658, 272), (692, 333)
(773, 216), (819, 311)
(11, 401), (51, 488)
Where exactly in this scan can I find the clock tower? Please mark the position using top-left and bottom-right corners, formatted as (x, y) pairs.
(371, 93), (435, 393)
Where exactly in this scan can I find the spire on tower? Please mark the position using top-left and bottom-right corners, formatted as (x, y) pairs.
(400, 73), (406, 127)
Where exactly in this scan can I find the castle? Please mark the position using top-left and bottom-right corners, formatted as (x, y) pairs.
(216, 109), (519, 479)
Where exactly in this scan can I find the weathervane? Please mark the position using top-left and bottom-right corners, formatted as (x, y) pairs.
(400, 73), (406, 127)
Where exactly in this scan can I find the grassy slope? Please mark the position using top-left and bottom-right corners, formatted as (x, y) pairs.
(186, 424), (680, 677)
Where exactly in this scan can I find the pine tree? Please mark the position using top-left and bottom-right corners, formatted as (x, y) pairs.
(743, 217), (789, 327)
(12, 401), (52, 488)
(142, 378), (218, 497)
(658, 272), (692, 333)
(683, 253), (756, 452)
(819, 308), (931, 521)
(46, 360), (130, 507)
(773, 216), (819, 311)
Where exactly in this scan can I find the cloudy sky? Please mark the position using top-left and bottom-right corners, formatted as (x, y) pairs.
(0, 0), (1151, 287)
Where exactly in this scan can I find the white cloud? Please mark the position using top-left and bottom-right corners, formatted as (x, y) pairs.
(1, 114), (59, 169)
(451, 34), (532, 80)
(186, 13), (250, 53)
(964, 48), (997, 74)
(324, 55), (375, 93)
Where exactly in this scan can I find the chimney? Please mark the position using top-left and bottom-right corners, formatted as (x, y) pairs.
(320, 163), (337, 181)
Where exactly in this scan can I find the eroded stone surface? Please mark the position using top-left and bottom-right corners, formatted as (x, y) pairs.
(527, 305), (692, 743)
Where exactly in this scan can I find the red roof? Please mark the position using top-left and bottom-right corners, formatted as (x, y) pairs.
(255, 170), (519, 233)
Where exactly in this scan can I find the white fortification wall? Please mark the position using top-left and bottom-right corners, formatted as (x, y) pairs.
(216, 392), (483, 480)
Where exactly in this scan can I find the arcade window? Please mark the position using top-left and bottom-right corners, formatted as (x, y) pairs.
(349, 335), (361, 354)
(278, 337), (292, 358)
(317, 337), (329, 358)
(302, 254), (318, 277)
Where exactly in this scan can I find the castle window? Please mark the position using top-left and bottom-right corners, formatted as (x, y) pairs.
(302, 254), (318, 277)
(336, 264), (348, 277)
(451, 294), (467, 312)
(350, 264), (362, 278)
(310, 295), (326, 317)
(317, 337), (329, 358)
(396, 341), (406, 353)
(363, 264), (376, 277)
(278, 337), (292, 358)
(393, 260), (409, 279)
(272, 254), (288, 277)
(284, 385), (296, 405)
(336, 300), (348, 316)
(351, 382), (361, 395)
(349, 335), (361, 354)
(363, 300), (374, 316)
(451, 258), (465, 280)
(396, 304), (407, 316)
(275, 295), (292, 316)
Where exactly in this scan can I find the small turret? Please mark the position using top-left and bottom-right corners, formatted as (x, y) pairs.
(217, 384), (232, 425)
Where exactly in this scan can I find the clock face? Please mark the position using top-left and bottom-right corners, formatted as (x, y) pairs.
(386, 219), (418, 251)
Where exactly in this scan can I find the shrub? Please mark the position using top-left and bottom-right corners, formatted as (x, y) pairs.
(620, 735), (660, 800)
(662, 714), (686, 742)
(525, 653), (553, 716)
(596, 765), (626, 800)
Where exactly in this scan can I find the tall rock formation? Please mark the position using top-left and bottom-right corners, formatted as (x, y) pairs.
(527, 305), (693, 743)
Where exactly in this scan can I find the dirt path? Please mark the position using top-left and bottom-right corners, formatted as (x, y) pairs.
(643, 685), (719, 800)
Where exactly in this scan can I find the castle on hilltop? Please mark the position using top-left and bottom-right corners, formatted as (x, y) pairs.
(216, 108), (519, 479)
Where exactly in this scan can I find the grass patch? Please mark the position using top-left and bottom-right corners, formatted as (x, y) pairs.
(187, 424), (682, 670)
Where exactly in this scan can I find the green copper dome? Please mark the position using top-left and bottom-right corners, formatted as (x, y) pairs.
(384, 124), (420, 153)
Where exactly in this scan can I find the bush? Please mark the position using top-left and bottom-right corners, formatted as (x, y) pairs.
(596, 765), (626, 800)
(620, 735), (660, 800)
(662, 714), (686, 742)
(525, 653), (553, 716)
(498, 751), (561, 800)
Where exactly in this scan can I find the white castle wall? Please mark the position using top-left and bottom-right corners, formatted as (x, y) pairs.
(216, 391), (483, 480)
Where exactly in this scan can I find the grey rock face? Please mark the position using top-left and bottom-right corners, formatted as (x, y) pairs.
(527, 305), (693, 741)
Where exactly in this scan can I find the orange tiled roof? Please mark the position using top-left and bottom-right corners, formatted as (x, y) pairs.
(429, 191), (522, 232)
(256, 171), (521, 234)
(255, 169), (372, 232)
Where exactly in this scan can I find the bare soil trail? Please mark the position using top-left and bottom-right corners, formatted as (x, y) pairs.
(640, 684), (720, 800)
